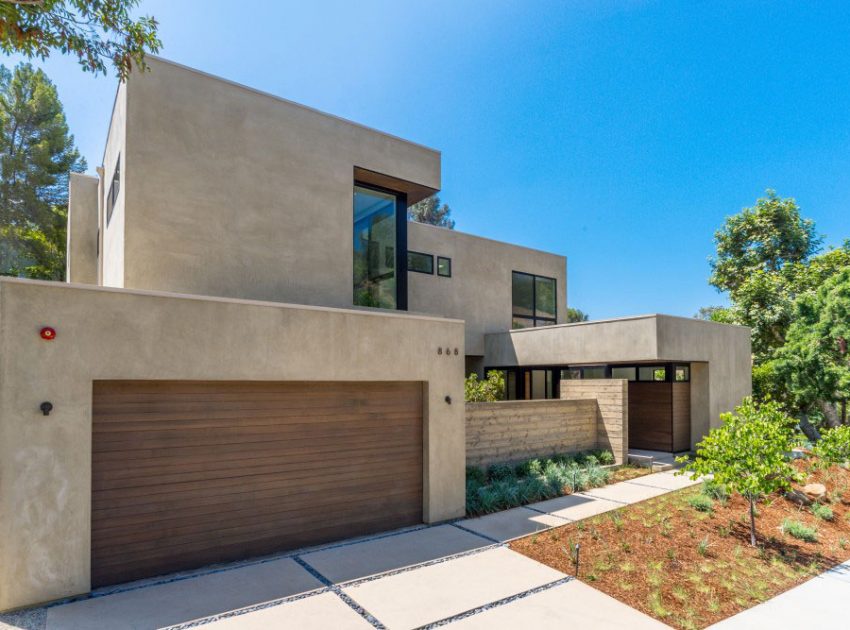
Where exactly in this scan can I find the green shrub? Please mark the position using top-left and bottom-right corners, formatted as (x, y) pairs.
(579, 453), (599, 467)
(812, 503), (834, 521)
(585, 464), (610, 488)
(781, 519), (818, 542)
(466, 466), (486, 485)
(688, 494), (715, 513)
(487, 463), (514, 482)
(597, 450), (615, 466)
(464, 370), (506, 402)
(476, 487), (500, 514)
(813, 426), (850, 464)
(515, 458), (543, 478)
(701, 479), (729, 503)
(552, 453), (576, 467)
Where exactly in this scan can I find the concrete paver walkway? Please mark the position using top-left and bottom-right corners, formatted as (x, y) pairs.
(1, 471), (692, 630)
(709, 560), (850, 629)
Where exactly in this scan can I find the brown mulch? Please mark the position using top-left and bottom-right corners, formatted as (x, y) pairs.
(510, 461), (850, 629)
(609, 465), (654, 483)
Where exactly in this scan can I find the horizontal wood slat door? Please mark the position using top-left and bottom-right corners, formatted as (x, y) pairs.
(628, 382), (673, 451)
(91, 380), (423, 588)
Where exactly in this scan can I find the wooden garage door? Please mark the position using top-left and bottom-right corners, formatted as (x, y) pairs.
(91, 381), (423, 588)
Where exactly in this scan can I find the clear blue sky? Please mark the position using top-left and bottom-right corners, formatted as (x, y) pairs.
(6, 0), (850, 319)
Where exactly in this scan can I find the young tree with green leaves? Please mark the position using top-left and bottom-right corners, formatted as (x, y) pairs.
(0, 62), (85, 279)
(408, 195), (455, 229)
(0, 0), (160, 79)
(678, 398), (798, 546)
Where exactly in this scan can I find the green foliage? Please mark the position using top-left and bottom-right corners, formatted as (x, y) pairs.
(0, 63), (86, 280)
(464, 370), (506, 402)
(811, 503), (834, 521)
(781, 519), (818, 542)
(515, 458), (543, 477)
(813, 426), (850, 463)
(0, 1), (160, 79)
(597, 450), (615, 466)
(701, 479), (729, 503)
(465, 465), (486, 486)
(687, 494), (715, 513)
(710, 190), (820, 295)
(678, 398), (798, 545)
(769, 269), (850, 424)
(487, 463), (514, 481)
(465, 449), (611, 515)
(566, 307), (589, 322)
(407, 195), (454, 228)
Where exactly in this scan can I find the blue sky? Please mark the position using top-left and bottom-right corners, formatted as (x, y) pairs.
(6, 1), (850, 319)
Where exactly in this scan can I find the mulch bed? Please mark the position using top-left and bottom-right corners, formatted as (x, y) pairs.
(511, 461), (850, 629)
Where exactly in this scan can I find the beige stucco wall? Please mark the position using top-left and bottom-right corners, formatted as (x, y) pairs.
(114, 57), (439, 308)
(0, 278), (465, 611)
(66, 174), (99, 284)
(408, 223), (567, 357)
(561, 379), (628, 464)
(484, 314), (751, 447)
(465, 399), (597, 468)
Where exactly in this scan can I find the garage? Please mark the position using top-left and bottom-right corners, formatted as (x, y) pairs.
(91, 380), (424, 588)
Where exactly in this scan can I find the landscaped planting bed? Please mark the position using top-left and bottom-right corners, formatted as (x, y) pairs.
(510, 459), (850, 629)
(465, 450), (650, 516)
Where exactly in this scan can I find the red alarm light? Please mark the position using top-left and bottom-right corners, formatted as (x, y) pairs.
(40, 327), (56, 340)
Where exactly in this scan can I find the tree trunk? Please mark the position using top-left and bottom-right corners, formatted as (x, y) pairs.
(799, 412), (821, 442)
(819, 401), (842, 428)
(748, 495), (757, 547)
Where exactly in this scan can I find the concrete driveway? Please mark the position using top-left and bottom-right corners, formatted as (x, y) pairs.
(1, 473), (685, 630)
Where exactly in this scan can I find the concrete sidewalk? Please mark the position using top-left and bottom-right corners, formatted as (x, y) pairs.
(1, 471), (687, 630)
(709, 560), (850, 629)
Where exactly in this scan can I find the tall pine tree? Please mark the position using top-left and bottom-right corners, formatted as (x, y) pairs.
(0, 63), (85, 280)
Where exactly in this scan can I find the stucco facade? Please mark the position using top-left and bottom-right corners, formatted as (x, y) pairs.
(0, 278), (465, 611)
(6, 55), (754, 612)
(407, 223), (567, 355)
(485, 314), (752, 448)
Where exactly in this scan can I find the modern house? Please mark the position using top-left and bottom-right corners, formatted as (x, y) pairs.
(0, 57), (750, 611)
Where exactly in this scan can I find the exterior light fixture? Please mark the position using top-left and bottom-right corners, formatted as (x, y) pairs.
(40, 327), (56, 340)
(40, 402), (53, 416)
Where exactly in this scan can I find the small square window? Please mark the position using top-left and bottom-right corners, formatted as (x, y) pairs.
(437, 256), (452, 277)
(407, 251), (434, 274)
(675, 365), (690, 382)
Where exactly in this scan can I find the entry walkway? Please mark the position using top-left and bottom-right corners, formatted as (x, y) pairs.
(0, 472), (692, 630)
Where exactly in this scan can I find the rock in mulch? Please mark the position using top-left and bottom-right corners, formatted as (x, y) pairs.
(803, 483), (827, 502)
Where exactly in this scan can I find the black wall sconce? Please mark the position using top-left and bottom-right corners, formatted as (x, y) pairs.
(40, 402), (53, 416)
(445, 395), (452, 404)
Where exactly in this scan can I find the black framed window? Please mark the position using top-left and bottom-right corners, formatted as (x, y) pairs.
(512, 271), (557, 328)
(353, 183), (408, 310)
(407, 251), (433, 274)
(437, 256), (452, 277)
(638, 365), (667, 382)
(106, 156), (120, 226)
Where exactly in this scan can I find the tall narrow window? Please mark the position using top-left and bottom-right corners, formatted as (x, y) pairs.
(512, 271), (557, 328)
(106, 156), (120, 226)
(353, 184), (406, 309)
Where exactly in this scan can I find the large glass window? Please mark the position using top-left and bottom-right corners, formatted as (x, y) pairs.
(354, 185), (403, 309)
(611, 366), (637, 381)
(512, 271), (557, 328)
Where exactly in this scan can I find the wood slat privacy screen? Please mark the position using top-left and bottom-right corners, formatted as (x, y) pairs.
(91, 380), (423, 587)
